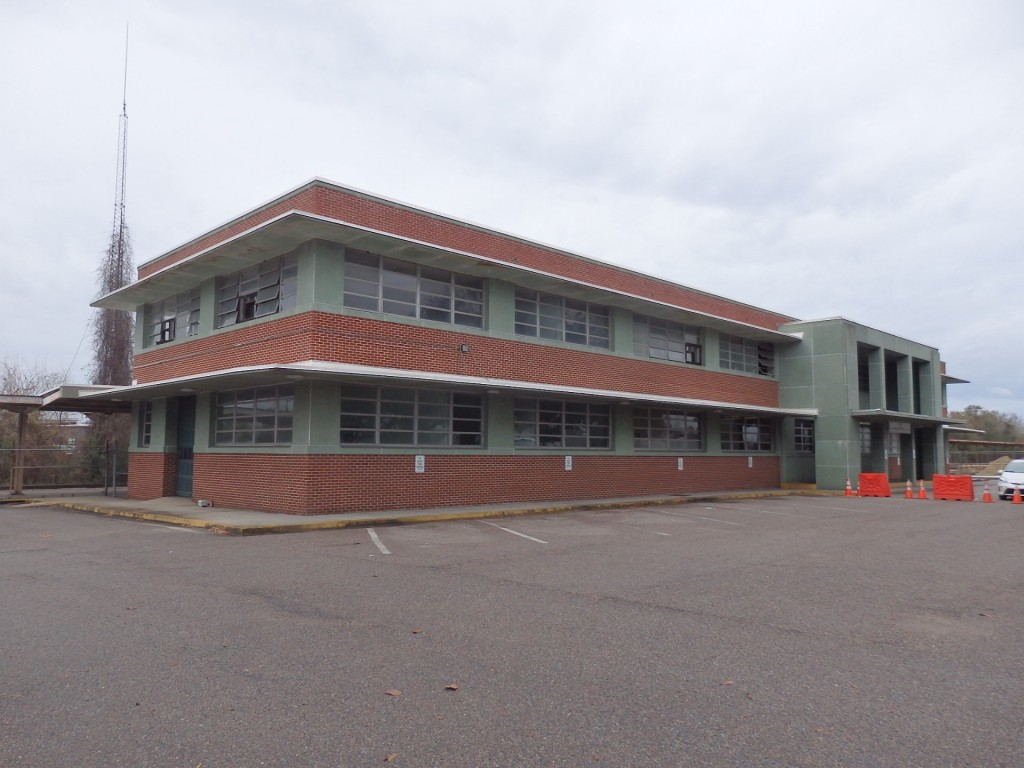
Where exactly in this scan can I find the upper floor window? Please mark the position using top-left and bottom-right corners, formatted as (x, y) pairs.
(719, 334), (775, 376)
(514, 288), (610, 349)
(145, 288), (200, 346)
(343, 250), (484, 329)
(634, 407), (703, 450)
(794, 418), (815, 454)
(513, 398), (611, 448)
(216, 254), (298, 329)
(214, 385), (294, 445)
(340, 385), (483, 446)
(721, 416), (774, 451)
(633, 315), (702, 365)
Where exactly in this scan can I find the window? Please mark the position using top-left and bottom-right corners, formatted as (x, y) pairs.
(216, 254), (298, 328)
(634, 407), (703, 450)
(138, 401), (153, 447)
(860, 423), (872, 455)
(514, 288), (610, 349)
(719, 334), (775, 376)
(343, 250), (484, 328)
(214, 385), (294, 445)
(633, 316), (702, 365)
(145, 289), (200, 346)
(794, 418), (815, 454)
(340, 386), (483, 446)
(513, 398), (611, 448)
(721, 416), (774, 451)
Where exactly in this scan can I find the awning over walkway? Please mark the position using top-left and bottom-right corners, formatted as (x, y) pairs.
(849, 408), (965, 428)
(79, 361), (818, 419)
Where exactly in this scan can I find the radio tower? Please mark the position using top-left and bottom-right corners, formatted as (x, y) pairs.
(92, 24), (134, 387)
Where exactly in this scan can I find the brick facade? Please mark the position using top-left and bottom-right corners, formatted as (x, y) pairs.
(134, 312), (779, 407)
(190, 453), (780, 515)
(127, 452), (177, 500)
(139, 181), (793, 330)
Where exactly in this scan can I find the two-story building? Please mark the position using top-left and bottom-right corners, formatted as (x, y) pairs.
(86, 178), (963, 514)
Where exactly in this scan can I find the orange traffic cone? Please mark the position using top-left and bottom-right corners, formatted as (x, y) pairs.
(1014, 487), (1022, 505)
(918, 480), (928, 500)
(845, 478), (853, 497)
(982, 482), (993, 503)
(904, 480), (913, 499)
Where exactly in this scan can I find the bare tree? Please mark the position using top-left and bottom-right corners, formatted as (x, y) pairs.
(90, 226), (134, 387)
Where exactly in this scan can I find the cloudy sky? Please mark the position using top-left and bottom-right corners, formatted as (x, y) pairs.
(2, 0), (1021, 417)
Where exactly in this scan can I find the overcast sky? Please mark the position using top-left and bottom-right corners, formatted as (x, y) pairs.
(2, 0), (1021, 418)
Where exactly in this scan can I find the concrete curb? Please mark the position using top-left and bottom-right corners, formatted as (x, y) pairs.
(33, 489), (845, 536)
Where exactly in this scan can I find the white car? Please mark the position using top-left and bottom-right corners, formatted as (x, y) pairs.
(997, 459), (1024, 500)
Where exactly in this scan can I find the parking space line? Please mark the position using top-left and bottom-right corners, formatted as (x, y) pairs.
(478, 520), (548, 544)
(367, 528), (392, 555)
(626, 525), (671, 536)
(653, 509), (743, 526)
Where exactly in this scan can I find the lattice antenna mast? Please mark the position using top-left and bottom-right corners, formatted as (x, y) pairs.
(92, 23), (135, 387)
(111, 26), (129, 281)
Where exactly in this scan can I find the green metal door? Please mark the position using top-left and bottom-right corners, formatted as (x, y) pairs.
(175, 396), (196, 498)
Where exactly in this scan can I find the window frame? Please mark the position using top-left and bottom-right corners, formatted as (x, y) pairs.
(513, 288), (610, 349)
(339, 385), (484, 447)
(216, 254), (298, 329)
(342, 250), (485, 329)
(513, 397), (612, 449)
(144, 288), (201, 347)
(719, 334), (775, 377)
(213, 384), (295, 446)
(721, 416), (775, 452)
(138, 401), (153, 448)
(633, 315), (703, 365)
(633, 407), (704, 451)
(794, 418), (815, 454)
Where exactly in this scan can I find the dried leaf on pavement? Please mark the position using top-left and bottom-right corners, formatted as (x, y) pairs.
(384, 689), (402, 697)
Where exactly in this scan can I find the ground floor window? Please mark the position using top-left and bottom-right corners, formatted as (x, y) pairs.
(721, 416), (774, 451)
(214, 385), (294, 445)
(633, 407), (703, 450)
(794, 418), (815, 454)
(514, 398), (611, 448)
(138, 401), (153, 448)
(340, 385), (483, 446)
(859, 424), (872, 455)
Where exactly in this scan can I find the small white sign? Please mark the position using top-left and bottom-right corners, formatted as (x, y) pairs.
(748, 456), (753, 468)
(677, 457), (684, 471)
(564, 455), (573, 471)
(414, 455), (425, 473)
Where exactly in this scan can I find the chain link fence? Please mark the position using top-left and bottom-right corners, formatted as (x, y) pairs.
(1, 443), (129, 496)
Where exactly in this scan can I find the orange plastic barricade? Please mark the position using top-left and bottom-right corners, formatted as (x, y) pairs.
(931, 475), (974, 501)
(857, 473), (892, 497)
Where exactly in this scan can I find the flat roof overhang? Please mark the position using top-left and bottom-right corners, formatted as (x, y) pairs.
(850, 409), (965, 428)
(0, 385), (131, 415)
(93, 211), (800, 345)
(80, 361), (817, 420)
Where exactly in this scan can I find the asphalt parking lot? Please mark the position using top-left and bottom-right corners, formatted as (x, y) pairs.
(2, 495), (1023, 767)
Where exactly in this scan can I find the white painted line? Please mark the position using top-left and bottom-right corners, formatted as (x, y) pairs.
(654, 509), (743, 526)
(479, 520), (548, 544)
(627, 525), (671, 537)
(367, 528), (392, 555)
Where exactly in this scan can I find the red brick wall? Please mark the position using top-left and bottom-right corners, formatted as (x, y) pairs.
(134, 313), (779, 407)
(191, 453), (780, 515)
(127, 452), (177, 500)
(139, 182), (793, 330)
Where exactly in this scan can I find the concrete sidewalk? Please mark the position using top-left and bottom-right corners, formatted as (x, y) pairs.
(0, 488), (831, 535)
